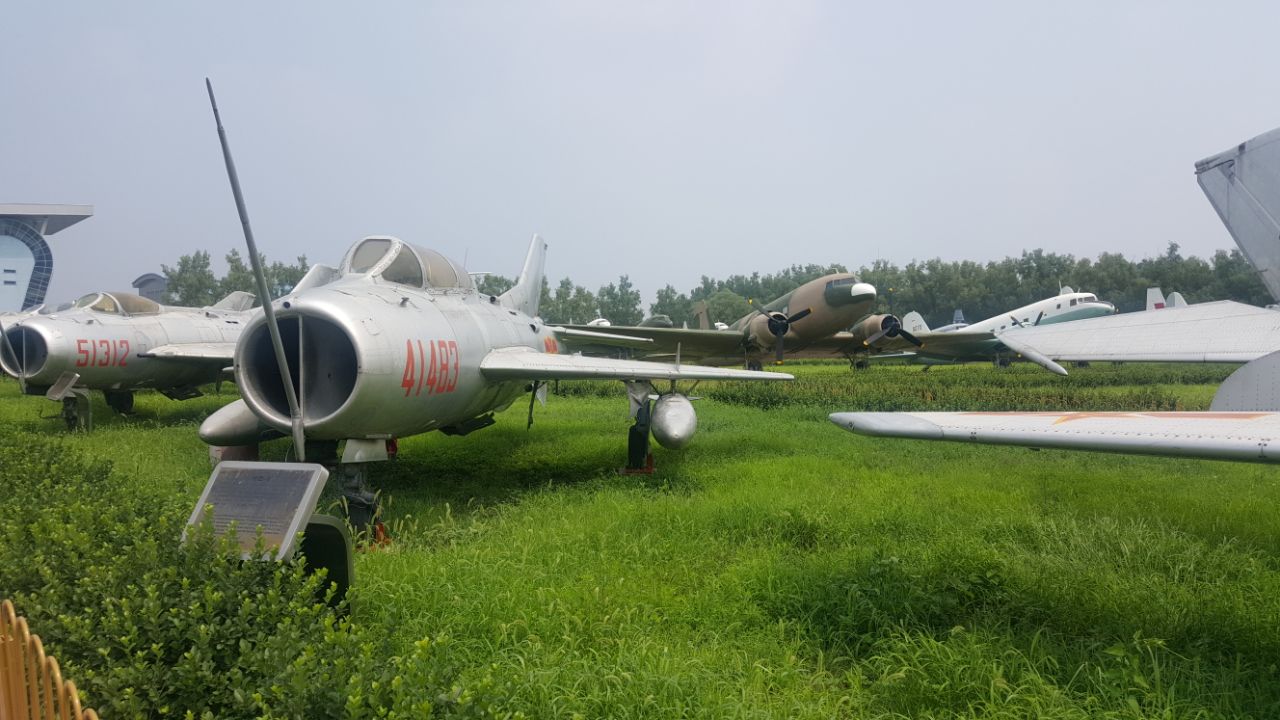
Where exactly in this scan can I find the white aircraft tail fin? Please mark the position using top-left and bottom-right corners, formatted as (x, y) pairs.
(1146, 287), (1167, 311)
(211, 291), (256, 311)
(952, 308), (966, 325)
(903, 311), (929, 334)
(1196, 128), (1280, 304)
(499, 234), (547, 318)
(1168, 291), (1188, 308)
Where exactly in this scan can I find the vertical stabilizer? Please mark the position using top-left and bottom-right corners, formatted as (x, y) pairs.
(693, 301), (711, 330)
(500, 234), (547, 318)
(903, 311), (929, 334)
(952, 308), (966, 325)
(1146, 288), (1166, 311)
(1167, 291), (1188, 308)
(1196, 128), (1280, 303)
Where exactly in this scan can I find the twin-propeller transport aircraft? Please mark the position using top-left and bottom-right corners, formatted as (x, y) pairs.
(560, 273), (889, 369)
(864, 288), (1117, 373)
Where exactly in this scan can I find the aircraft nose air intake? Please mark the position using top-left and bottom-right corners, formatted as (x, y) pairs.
(239, 312), (359, 428)
(0, 325), (51, 380)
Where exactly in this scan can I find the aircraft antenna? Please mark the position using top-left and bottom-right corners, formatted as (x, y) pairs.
(206, 79), (307, 461)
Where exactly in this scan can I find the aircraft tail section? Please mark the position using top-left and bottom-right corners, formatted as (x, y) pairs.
(952, 308), (966, 326)
(1168, 291), (1188, 308)
(500, 234), (547, 318)
(1146, 288), (1167, 311)
(903, 311), (929, 335)
(693, 301), (711, 330)
(211, 291), (256, 311)
(1196, 128), (1280, 303)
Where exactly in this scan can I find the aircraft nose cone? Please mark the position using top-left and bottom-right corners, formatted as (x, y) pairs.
(849, 282), (877, 304)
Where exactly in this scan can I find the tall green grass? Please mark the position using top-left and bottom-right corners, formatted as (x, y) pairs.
(0, 361), (1274, 718)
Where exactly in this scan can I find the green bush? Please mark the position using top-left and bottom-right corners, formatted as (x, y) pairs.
(0, 431), (496, 719)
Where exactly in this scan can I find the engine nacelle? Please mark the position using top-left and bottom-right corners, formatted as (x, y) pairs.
(851, 314), (900, 346)
(650, 393), (697, 450)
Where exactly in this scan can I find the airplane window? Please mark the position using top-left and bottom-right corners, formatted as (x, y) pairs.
(1070, 298), (1077, 306)
(418, 247), (475, 290)
(114, 293), (161, 315)
(1082, 294), (1095, 301)
(76, 293), (122, 313)
(380, 245), (425, 287)
(350, 238), (393, 273)
(826, 278), (858, 288)
(74, 293), (102, 309)
(1056, 303), (1061, 309)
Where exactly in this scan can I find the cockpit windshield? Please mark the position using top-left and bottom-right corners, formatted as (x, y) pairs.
(72, 292), (161, 316)
(342, 236), (474, 291)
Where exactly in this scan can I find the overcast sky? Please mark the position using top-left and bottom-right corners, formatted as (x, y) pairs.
(5, 1), (1280, 305)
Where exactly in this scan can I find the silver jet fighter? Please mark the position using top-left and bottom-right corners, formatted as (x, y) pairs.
(1, 290), (254, 428)
(199, 80), (789, 523)
(198, 236), (791, 508)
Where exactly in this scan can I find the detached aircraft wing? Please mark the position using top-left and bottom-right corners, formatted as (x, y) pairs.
(996, 301), (1280, 364)
(830, 410), (1280, 463)
(480, 346), (790, 382)
(139, 342), (238, 364)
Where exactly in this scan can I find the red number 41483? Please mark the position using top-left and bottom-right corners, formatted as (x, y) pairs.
(402, 339), (459, 396)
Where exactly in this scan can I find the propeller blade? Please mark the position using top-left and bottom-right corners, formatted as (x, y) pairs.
(897, 329), (923, 347)
(1008, 315), (1024, 328)
(863, 328), (889, 346)
(207, 78), (306, 462)
(1034, 310), (1045, 326)
(787, 307), (813, 323)
(775, 336), (785, 364)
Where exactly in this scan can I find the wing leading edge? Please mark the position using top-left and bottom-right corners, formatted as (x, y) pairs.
(996, 301), (1280, 364)
(829, 411), (1280, 463)
(480, 346), (792, 382)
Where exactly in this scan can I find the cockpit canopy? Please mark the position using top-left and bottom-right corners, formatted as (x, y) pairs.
(342, 236), (474, 291)
(73, 292), (161, 316)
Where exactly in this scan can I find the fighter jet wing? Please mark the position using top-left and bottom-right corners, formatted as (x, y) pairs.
(554, 324), (745, 360)
(139, 342), (238, 363)
(829, 410), (1280, 463)
(480, 347), (790, 382)
(996, 301), (1280, 363)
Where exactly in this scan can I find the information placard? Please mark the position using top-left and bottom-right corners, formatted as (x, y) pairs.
(185, 461), (329, 560)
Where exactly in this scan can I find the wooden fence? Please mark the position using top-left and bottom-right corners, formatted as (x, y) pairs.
(0, 599), (99, 720)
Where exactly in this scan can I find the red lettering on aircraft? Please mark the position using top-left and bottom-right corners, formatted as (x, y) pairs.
(403, 338), (460, 396)
(75, 339), (131, 368)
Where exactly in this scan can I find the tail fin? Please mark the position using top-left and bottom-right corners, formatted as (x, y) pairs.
(952, 308), (966, 325)
(1197, 128), (1280, 304)
(499, 234), (547, 318)
(903, 311), (929, 334)
(211, 291), (256, 311)
(1167, 291), (1188, 308)
(692, 301), (711, 330)
(1146, 287), (1166, 311)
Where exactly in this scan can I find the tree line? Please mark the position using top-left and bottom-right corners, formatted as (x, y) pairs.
(163, 243), (1270, 327)
(161, 250), (310, 306)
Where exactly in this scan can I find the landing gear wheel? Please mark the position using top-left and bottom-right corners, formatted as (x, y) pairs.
(746, 359), (763, 372)
(105, 390), (135, 414)
(61, 397), (79, 431)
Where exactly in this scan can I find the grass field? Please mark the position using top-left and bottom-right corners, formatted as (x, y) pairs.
(4, 362), (1280, 718)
